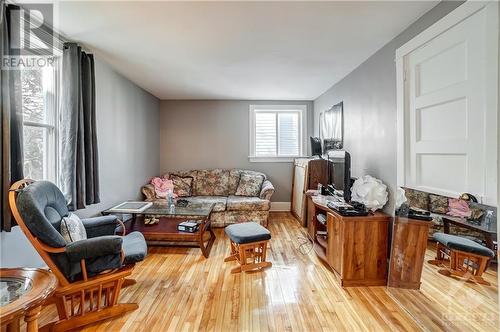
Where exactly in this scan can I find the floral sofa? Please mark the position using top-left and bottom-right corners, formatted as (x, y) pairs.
(141, 169), (275, 227)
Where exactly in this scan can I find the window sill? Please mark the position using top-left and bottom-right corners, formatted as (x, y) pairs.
(248, 156), (304, 163)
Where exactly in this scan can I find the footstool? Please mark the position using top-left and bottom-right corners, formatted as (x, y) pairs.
(428, 232), (495, 285)
(224, 222), (272, 274)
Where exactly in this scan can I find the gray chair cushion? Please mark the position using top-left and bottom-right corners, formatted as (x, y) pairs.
(16, 181), (69, 247)
(433, 233), (495, 258)
(65, 236), (123, 262)
(82, 215), (120, 238)
(225, 222), (271, 244)
(122, 231), (148, 264)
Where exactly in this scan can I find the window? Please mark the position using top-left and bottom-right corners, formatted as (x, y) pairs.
(249, 105), (307, 162)
(21, 60), (60, 181)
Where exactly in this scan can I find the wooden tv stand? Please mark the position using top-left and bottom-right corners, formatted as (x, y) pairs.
(306, 194), (390, 287)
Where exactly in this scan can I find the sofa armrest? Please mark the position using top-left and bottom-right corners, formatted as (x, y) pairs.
(260, 180), (275, 200)
(82, 215), (119, 238)
(66, 236), (123, 262)
(142, 184), (156, 201)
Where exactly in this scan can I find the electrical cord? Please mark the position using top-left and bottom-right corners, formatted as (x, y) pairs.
(295, 229), (313, 255)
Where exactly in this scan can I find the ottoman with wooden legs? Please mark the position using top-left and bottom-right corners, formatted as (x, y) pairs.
(224, 222), (272, 273)
(428, 232), (495, 285)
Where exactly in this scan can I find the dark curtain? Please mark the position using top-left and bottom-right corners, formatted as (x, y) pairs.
(60, 42), (99, 211)
(0, 3), (24, 231)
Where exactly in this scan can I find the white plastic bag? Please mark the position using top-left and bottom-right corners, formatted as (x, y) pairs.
(350, 175), (388, 212)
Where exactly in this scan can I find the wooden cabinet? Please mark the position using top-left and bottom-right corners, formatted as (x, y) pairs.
(327, 213), (342, 273)
(388, 217), (432, 289)
(307, 195), (390, 287)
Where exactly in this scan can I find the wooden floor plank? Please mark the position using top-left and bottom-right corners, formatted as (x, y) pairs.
(34, 212), (497, 331)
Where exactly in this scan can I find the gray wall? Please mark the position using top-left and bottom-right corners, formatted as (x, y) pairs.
(0, 57), (160, 267)
(313, 1), (463, 214)
(159, 100), (313, 202)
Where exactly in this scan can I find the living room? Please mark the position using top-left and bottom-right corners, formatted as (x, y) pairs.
(1, 1), (499, 331)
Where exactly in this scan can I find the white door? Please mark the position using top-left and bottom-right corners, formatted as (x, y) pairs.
(403, 4), (497, 204)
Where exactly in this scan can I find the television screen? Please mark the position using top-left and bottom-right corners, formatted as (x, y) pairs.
(310, 137), (322, 156)
(327, 150), (351, 202)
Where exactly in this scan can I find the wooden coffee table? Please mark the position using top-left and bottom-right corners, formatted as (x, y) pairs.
(103, 203), (216, 258)
(0, 268), (57, 332)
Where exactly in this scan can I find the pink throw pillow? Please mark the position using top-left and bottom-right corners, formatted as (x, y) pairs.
(150, 177), (176, 199)
(447, 198), (471, 218)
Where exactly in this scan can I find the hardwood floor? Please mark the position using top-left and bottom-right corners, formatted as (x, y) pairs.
(388, 242), (498, 331)
(35, 212), (498, 331)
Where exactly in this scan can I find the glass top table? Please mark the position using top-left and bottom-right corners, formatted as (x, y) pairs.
(0, 277), (33, 307)
(103, 202), (215, 218)
(143, 203), (215, 218)
(102, 202), (217, 257)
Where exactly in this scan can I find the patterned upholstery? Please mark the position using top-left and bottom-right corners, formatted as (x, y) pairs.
(142, 169), (274, 227)
(235, 173), (264, 196)
(195, 169), (230, 196)
(227, 196), (270, 211)
(184, 196), (227, 212)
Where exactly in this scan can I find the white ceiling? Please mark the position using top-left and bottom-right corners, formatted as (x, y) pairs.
(55, 1), (437, 100)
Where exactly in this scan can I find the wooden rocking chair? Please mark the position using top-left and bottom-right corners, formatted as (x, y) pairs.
(9, 180), (148, 331)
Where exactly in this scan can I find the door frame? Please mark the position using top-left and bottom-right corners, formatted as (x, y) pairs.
(395, 1), (499, 205)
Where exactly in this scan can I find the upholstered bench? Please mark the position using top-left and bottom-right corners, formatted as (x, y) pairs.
(224, 222), (272, 273)
(429, 232), (495, 285)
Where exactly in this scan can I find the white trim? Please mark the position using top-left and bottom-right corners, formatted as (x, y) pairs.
(396, 1), (499, 205)
(248, 157), (297, 163)
(270, 202), (291, 212)
(249, 104), (308, 162)
(396, 55), (405, 187)
(395, 1), (488, 60)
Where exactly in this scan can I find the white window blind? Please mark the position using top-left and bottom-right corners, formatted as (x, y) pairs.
(250, 105), (306, 161)
(278, 112), (299, 156)
(255, 113), (277, 156)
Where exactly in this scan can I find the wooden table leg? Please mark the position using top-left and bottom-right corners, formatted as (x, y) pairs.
(6, 316), (20, 332)
(24, 305), (41, 332)
(199, 218), (216, 258)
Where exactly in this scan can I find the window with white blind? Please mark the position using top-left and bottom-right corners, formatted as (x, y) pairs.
(249, 105), (307, 162)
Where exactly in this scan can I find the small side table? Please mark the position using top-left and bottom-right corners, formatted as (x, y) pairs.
(0, 268), (57, 332)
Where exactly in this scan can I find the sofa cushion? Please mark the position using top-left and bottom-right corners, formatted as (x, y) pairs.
(235, 173), (264, 197)
(228, 169), (242, 195)
(227, 196), (270, 211)
(171, 175), (193, 197)
(195, 169), (230, 196)
(185, 196), (227, 212)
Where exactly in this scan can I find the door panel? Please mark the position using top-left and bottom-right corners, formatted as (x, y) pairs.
(406, 9), (488, 199)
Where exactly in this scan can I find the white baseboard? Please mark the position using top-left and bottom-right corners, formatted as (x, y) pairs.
(270, 202), (291, 212)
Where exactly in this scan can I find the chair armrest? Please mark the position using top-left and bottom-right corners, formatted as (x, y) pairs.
(66, 236), (123, 262)
(142, 184), (156, 201)
(81, 215), (120, 238)
(260, 180), (275, 200)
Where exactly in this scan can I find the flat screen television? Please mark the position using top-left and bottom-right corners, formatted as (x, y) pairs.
(310, 137), (322, 156)
(327, 150), (351, 202)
